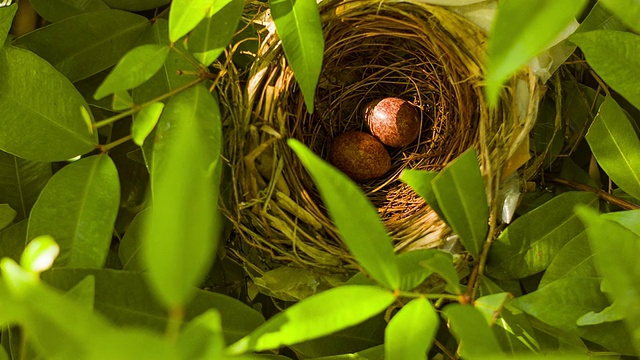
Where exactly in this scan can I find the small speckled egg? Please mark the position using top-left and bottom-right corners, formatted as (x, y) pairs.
(329, 131), (391, 181)
(365, 97), (421, 147)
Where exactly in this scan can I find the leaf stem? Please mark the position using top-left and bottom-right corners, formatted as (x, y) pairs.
(395, 290), (461, 302)
(98, 135), (132, 153)
(544, 175), (640, 210)
(165, 306), (185, 342)
(92, 77), (206, 130)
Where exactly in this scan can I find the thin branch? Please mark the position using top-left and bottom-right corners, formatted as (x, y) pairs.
(544, 175), (639, 210)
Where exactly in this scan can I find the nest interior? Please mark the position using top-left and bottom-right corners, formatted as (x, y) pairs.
(221, 0), (539, 277)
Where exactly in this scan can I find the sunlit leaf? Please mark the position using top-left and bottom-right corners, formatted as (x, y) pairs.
(169, 0), (216, 42)
(0, 46), (97, 161)
(179, 310), (225, 359)
(485, 0), (587, 106)
(94, 45), (170, 100)
(395, 249), (437, 291)
(570, 31), (640, 111)
(487, 191), (598, 280)
(576, 2), (627, 33)
(288, 139), (400, 289)
(586, 96), (640, 199)
(14, 10), (149, 82)
(29, 0), (109, 23)
(399, 169), (444, 221)
(227, 285), (395, 354)
(27, 155), (120, 268)
(432, 148), (488, 258)
(419, 251), (461, 295)
(442, 304), (504, 358)
(601, 209), (640, 237)
(599, 0), (640, 33)
(538, 232), (596, 288)
(143, 86), (222, 308)
(385, 298), (438, 360)
(187, 0), (242, 66)
(270, 0), (324, 112)
(132, 102), (164, 146)
(0, 4), (17, 49)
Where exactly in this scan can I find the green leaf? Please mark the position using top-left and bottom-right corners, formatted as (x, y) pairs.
(385, 298), (438, 360)
(399, 169), (445, 221)
(27, 155), (120, 268)
(29, 0), (109, 23)
(0, 46), (97, 161)
(270, 0), (324, 112)
(601, 209), (640, 236)
(0, 204), (16, 231)
(0, 4), (17, 50)
(577, 301), (624, 326)
(432, 148), (488, 258)
(111, 90), (134, 111)
(42, 268), (264, 344)
(0, 151), (51, 221)
(513, 277), (635, 355)
(169, 0), (215, 42)
(14, 10), (149, 82)
(132, 102), (164, 146)
(143, 86), (222, 308)
(288, 139), (400, 289)
(578, 207), (640, 353)
(20, 235), (59, 274)
(179, 310), (225, 359)
(419, 251), (462, 295)
(442, 304), (504, 358)
(118, 208), (147, 271)
(599, 0), (640, 33)
(0, 220), (27, 262)
(586, 96), (640, 199)
(101, 0), (170, 11)
(487, 191), (598, 280)
(187, 0), (242, 66)
(253, 266), (347, 302)
(570, 31), (640, 111)
(64, 275), (96, 312)
(538, 232), (596, 288)
(576, 2), (627, 33)
(94, 45), (170, 100)
(228, 286), (395, 354)
(485, 0), (587, 106)
(395, 249), (437, 291)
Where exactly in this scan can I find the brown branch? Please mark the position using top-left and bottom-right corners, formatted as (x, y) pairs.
(544, 175), (640, 210)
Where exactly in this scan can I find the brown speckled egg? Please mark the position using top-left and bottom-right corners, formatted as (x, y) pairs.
(365, 97), (421, 147)
(329, 131), (391, 182)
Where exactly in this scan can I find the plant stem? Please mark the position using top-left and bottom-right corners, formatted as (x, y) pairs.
(165, 306), (185, 342)
(544, 175), (640, 210)
(98, 135), (132, 153)
(395, 290), (461, 302)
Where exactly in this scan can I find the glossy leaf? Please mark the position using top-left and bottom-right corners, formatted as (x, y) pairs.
(576, 2), (627, 33)
(29, 0), (109, 23)
(419, 251), (461, 295)
(487, 191), (598, 280)
(485, 0), (587, 106)
(578, 208), (640, 352)
(20, 235), (59, 274)
(586, 96), (640, 199)
(14, 10), (149, 82)
(599, 0), (640, 33)
(432, 148), (488, 258)
(538, 232), (596, 288)
(513, 277), (635, 355)
(601, 209), (640, 236)
(399, 169), (445, 221)
(0, 204), (15, 230)
(288, 139), (400, 289)
(27, 155), (120, 268)
(169, 0), (215, 42)
(227, 285), (395, 354)
(385, 298), (438, 360)
(132, 102), (164, 146)
(187, 0), (243, 66)
(270, 0), (324, 112)
(94, 45), (170, 100)
(0, 151), (51, 221)
(442, 304), (504, 358)
(179, 310), (225, 359)
(143, 86), (222, 308)
(0, 4), (17, 49)
(101, 0), (170, 11)
(0, 46), (97, 161)
(570, 31), (640, 111)
(42, 268), (264, 344)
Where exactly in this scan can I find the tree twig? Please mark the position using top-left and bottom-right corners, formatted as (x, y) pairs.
(544, 175), (639, 210)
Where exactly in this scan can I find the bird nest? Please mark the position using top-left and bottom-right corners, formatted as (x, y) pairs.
(219, 0), (540, 281)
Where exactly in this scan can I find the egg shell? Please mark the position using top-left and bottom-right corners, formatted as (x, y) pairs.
(329, 131), (391, 182)
(365, 97), (420, 147)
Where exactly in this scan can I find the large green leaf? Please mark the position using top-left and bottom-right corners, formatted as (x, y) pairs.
(432, 148), (488, 258)
(178, 310), (225, 359)
(29, 0), (109, 23)
(570, 31), (640, 111)
(599, 0), (640, 33)
(538, 232), (596, 288)
(578, 208), (640, 353)
(288, 139), (400, 289)
(0, 220), (27, 262)
(270, 0), (324, 112)
(513, 277), (635, 355)
(395, 249), (436, 291)
(143, 85), (222, 308)
(442, 304), (504, 358)
(42, 268), (264, 344)
(385, 298), (438, 360)
(101, 0), (170, 11)
(187, 0), (242, 67)
(419, 251), (462, 295)
(27, 155), (120, 268)
(0, 151), (52, 221)
(585, 96), (640, 199)
(487, 191), (598, 280)
(168, 0), (216, 42)
(484, 0), (587, 106)
(0, 4), (17, 49)
(0, 46), (97, 161)
(601, 209), (640, 236)
(399, 169), (445, 221)
(94, 44), (170, 100)
(575, 2), (627, 33)
(227, 285), (395, 354)
(13, 9), (149, 82)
